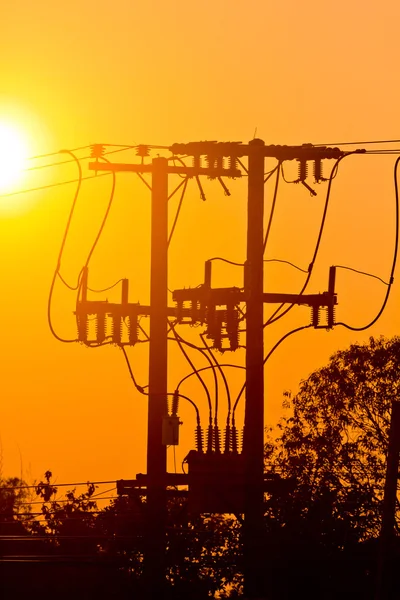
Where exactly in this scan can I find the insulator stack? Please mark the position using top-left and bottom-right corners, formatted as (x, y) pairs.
(193, 155), (201, 170)
(214, 425), (221, 453)
(240, 428), (245, 453)
(205, 154), (216, 170)
(172, 390), (179, 416)
(195, 426), (204, 453)
(216, 156), (223, 171)
(77, 314), (89, 343)
(224, 425), (231, 454)
(231, 425), (239, 454)
(175, 300), (184, 324)
(96, 312), (107, 344)
(136, 144), (150, 157)
(298, 159), (308, 182)
(312, 306), (320, 328)
(190, 300), (200, 324)
(128, 315), (139, 345)
(90, 144), (105, 158)
(228, 154), (237, 171)
(226, 305), (240, 351)
(328, 306), (336, 329)
(313, 159), (325, 183)
(206, 425), (213, 454)
(111, 315), (123, 345)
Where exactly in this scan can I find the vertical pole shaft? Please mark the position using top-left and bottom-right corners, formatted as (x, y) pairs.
(145, 156), (168, 599)
(375, 400), (400, 600)
(244, 138), (266, 599)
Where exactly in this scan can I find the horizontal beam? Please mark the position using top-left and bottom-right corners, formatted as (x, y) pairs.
(89, 161), (241, 178)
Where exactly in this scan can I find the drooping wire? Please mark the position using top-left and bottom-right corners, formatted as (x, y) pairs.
(87, 279), (125, 293)
(264, 258), (308, 273)
(176, 363), (245, 389)
(120, 345), (201, 425)
(263, 152), (356, 329)
(200, 332), (231, 427)
(167, 177), (189, 247)
(168, 321), (214, 426)
(334, 264), (389, 286)
(232, 324), (312, 424)
(0, 172), (111, 199)
(263, 163), (281, 254)
(48, 150), (82, 343)
(335, 156), (399, 332)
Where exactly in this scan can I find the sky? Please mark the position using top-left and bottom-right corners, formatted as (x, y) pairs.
(0, 0), (399, 491)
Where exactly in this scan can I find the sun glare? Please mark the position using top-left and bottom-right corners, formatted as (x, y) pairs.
(0, 123), (28, 193)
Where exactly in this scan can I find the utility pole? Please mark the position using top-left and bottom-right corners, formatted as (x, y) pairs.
(244, 139), (266, 599)
(375, 400), (400, 600)
(145, 157), (169, 599)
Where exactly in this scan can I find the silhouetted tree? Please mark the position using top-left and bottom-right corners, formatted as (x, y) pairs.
(264, 335), (400, 599)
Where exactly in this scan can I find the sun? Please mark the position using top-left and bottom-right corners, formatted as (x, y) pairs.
(0, 123), (28, 192)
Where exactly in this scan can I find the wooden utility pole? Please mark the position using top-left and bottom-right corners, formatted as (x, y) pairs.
(243, 138), (266, 599)
(145, 157), (169, 599)
(375, 400), (400, 600)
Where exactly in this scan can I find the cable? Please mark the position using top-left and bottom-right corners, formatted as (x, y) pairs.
(87, 279), (125, 293)
(208, 257), (244, 267)
(0, 172), (111, 199)
(47, 150), (82, 343)
(263, 152), (356, 329)
(0, 480), (116, 492)
(232, 324), (312, 424)
(24, 146), (136, 173)
(168, 321), (214, 425)
(167, 177), (189, 247)
(263, 163), (281, 254)
(264, 258), (308, 273)
(176, 363), (245, 388)
(334, 265), (389, 286)
(312, 138), (400, 148)
(200, 332), (231, 426)
(120, 346), (201, 425)
(335, 156), (400, 331)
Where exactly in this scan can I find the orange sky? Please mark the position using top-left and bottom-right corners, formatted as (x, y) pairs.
(0, 1), (400, 488)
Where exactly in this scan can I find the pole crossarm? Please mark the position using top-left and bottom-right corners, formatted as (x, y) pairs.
(89, 161), (242, 178)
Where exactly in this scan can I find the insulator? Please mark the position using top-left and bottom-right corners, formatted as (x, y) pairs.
(136, 144), (150, 157)
(190, 300), (200, 324)
(111, 315), (123, 345)
(172, 390), (179, 416)
(195, 426), (204, 453)
(224, 425), (231, 454)
(206, 425), (213, 453)
(90, 144), (105, 159)
(240, 428), (245, 453)
(205, 154), (216, 170)
(226, 305), (240, 351)
(298, 159), (308, 182)
(127, 315), (139, 345)
(313, 159), (325, 183)
(176, 300), (184, 324)
(193, 155), (201, 170)
(328, 305), (336, 330)
(77, 313), (89, 343)
(312, 306), (320, 328)
(96, 312), (107, 344)
(231, 426), (239, 454)
(214, 425), (221, 453)
(216, 156), (223, 170)
(228, 155), (237, 171)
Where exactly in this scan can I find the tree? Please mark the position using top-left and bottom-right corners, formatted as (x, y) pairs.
(264, 335), (400, 598)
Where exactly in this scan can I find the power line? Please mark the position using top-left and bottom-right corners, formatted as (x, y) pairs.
(335, 264), (389, 286)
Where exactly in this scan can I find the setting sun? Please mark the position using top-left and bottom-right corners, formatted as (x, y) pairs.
(0, 122), (27, 192)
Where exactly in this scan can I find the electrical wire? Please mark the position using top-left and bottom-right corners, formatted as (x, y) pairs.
(263, 152), (356, 329)
(208, 257), (244, 267)
(0, 480), (116, 492)
(335, 156), (399, 331)
(312, 138), (400, 148)
(263, 163), (281, 254)
(232, 324), (312, 424)
(168, 321), (214, 425)
(24, 145), (136, 173)
(120, 345), (201, 425)
(167, 178), (189, 247)
(0, 172), (111, 199)
(176, 363), (245, 389)
(47, 150), (82, 343)
(264, 258), (308, 273)
(200, 332), (232, 427)
(334, 265), (389, 286)
(87, 279), (125, 293)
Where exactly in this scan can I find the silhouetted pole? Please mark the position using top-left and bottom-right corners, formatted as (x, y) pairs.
(145, 156), (168, 598)
(243, 138), (266, 599)
(375, 400), (400, 600)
